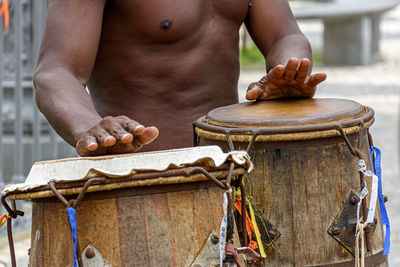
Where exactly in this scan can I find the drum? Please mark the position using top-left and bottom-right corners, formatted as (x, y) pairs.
(3, 146), (250, 266)
(194, 98), (388, 266)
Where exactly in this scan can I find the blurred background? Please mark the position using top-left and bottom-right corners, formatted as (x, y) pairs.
(0, 0), (398, 265)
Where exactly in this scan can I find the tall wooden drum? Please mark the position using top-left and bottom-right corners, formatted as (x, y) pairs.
(3, 146), (250, 266)
(194, 98), (388, 266)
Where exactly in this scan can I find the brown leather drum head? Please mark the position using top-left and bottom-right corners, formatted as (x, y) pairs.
(206, 98), (365, 127)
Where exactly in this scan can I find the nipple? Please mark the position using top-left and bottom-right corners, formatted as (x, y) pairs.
(160, 19), (172, 30)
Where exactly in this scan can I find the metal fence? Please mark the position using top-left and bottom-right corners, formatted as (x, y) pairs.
(0, 0), (75, 190)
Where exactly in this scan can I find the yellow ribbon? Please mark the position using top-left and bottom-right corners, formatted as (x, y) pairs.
(247, 197), (267, 258)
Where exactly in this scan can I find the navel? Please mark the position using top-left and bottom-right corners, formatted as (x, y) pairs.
(160, 19), (173, 30)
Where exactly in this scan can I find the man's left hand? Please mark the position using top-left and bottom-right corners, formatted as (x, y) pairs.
(246, 58), (327, 100)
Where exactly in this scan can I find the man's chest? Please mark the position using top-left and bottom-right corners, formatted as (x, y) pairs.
(104, 0), (250, 43)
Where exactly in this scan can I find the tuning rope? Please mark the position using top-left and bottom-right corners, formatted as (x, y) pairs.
(355, 218), (367, 267)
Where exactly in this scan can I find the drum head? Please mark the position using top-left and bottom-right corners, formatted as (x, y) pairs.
(195, 98), (374, 142)
(5, 146), (249, 200)
(206, 99), (364, 127)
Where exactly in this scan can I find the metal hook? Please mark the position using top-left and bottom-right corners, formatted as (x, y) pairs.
(73, 178), (107, 208)
(335, 123), (363, 158)
(49, 182), (69, 206)
(0, 193), (24, 267)
(1, 194), (23, 219)
(185, 167), (228, 189)
(246, 130), (261, 154)
(357, 119), (365, 151)
(225, 130), (235, 151)
(226, 162), (235, 186)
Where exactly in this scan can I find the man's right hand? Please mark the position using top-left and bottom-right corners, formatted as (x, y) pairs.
(75, 116), (159, 156)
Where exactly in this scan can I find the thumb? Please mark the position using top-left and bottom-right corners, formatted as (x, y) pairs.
(246, 82), (264, 100)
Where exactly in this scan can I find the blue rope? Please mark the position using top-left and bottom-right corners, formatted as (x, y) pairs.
(370, 146), (390, 255)
(66, 207), (78, 267)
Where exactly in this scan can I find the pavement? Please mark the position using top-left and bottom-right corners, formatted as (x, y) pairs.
(0, 5), (399, 267)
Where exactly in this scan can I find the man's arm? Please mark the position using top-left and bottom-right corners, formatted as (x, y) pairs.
(34, 0), (158, 156)
(244, 0), (326, 100)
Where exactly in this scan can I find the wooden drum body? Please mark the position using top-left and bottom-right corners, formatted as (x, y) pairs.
(29, 180), (224, 266)
(194, 99), (388, 266)
(5, 147), (249, 266)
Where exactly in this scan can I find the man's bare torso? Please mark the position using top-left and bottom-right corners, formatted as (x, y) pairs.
(88, 0), (249, 151)
(35, 0), (322, 156)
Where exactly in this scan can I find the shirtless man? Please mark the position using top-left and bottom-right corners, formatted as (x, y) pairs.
(34, 0), (326, 156)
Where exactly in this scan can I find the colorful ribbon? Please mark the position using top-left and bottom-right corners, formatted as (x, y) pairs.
(233, 194), (257, 249)
(66, 207), (78, 267)
(370, 146), (390, 255)
(0, 214), (8, 228)
(0, 0), (9, 31)
(247, 198), (266, 258)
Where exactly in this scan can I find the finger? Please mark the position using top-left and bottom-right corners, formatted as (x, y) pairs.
(283, 58), (299, 81)
(77, 148), (108, 157)
(88, 125), (116, 147)
(136, 126), (159, 145)
(116, 116), (145, 136)
(101, 117), (133, 144)
(295, 58), (311, 82)
(76, 134), (100, 156)
(246, 82), (264, 100)
(246, 88), (263, 100)
(267, 65), (285, 80)
(307, 73), (327, 88)
(107, 142), (142, 154)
